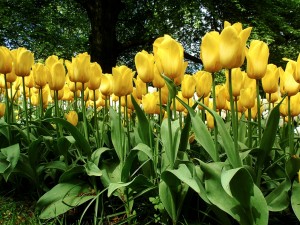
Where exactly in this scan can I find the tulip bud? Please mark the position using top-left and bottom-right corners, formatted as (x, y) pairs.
(0, 102), (5, 118)
(87, 62), (102, 90)
(135, 50), (155, 83)
(73, 52), (91, 83)
(100, 73), (114, 97)
(65, 111), (78, 126)
(112, 65), (134, 97)
(181, 74), (196, 99)
(0, 46), (12, 74)
(246, 40), (269, 79)
(12, 47), (34, 77)
(48, 61), (66, 91)
(32, 63), (48, 88)
(142, 92), (161, 114)
(195, 71), (212, 98)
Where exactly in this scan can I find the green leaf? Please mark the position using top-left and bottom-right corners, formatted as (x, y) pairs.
(91, 147), (111, 166)
(107, 174), (153, 197)
(59, 166), (85, 183)
(43, 118), (91, 157)
(28, 137), (43, 168)
(176, 97), (218, 162)
(109, 107), (126, 163)
(36, 182), (94, 219)
(161, 119), (181, 168)
(131, 94), (153, 146)
(162, 163), (201, 194)
(43, 161), (68, 172)
(85, 161), (102, 176)
(159, 180), (177, 222)
(162, 75), (177, 99)
(0, 144), (20, 181)
(265, 178), (291, 211)
(291, 180), (300, 221)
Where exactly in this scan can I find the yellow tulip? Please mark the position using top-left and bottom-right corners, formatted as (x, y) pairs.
(12, 47), (34, 77)
(153, 35), (188, 79)
(200, 31), (222, 72)
(48, 61), (66, 91)
(72, 52), (91, 83)
(160, 85), (169, 105)
(279, 97), (288, 117)
(0, 102), (5, 118)
(0, 46), (13, 74)
(25, 72), (34, 88)
(100, 73), (114, 97)
(32, 63), (48, 88)
(225, 68), (244, 99)
(219, 21), (252, 69)
(195, 70), (212, 98)
(197, 94), (210, 110)
(240, 87), (256, 109)
(62, 84), (73, 101)
(135, 50), (155, 83)
(89, 89), (100, 101)
(31, 94), (39, 106)
(134, 76), (147, 100)
(266, 91), (279, 104)
(142, 92), (161, 114)
(262, 64), (279, 94)
(215, 84), (227, 110)
(290, 93), (300, 117)
(246, 40), (269, 79)
(243, 74), (256, 91)
(171, 91), (188, 112)
(112, 65), (134, 97)
(65, 111), (78, 126)
(45, 55), (63, 69)
(181, 74), (196, 99)
(65, 60), (75, 82)
(295, 54), (300, 83)
(152, 65), (165, 88)
(6, 65), (17, 83)
(281, 61), (299, 96)
(87, 62), (102, 90)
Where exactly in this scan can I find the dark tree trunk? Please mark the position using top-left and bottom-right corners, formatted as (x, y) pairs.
(76, 0), (123, 73)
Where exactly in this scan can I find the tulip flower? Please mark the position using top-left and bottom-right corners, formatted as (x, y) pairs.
(225, 68), (244, 99)
(281, 61), (299, 96)
(246, 40), (269, 79)
(181, 74), (196, 99)
(134, 76), (147, 100)
(112, 65), (135, 97)
(219, 21), (252, 69)
(142, 92), (161, 114)
(72, 52), (91, 84)
(65, 60), (75, 82)
(290, 93), (300, 117)
(171, 91), (188, 112)
(215, 84), (227, 110)
(135, 50), (155, 83)
(12, 47), (34, 77)
(240, 87), (256, 109)
(65, 111), (78, 126)
(295, 54), (300, 83)
(32, 63), (49, 88)
(0, 46), (13, 74)
(100, 73), (114, 97)
(87, 62), (102, 90)
(0, 103), (5, 118)
(200, 31), (222, 72)
(152, 65), (165, 88)
(195, 70), (212, 98)
(262, 64), (279, 94)
(48, 61), (66, 91)
(266, 92), (279, 104)
(153, 34), (188, 79)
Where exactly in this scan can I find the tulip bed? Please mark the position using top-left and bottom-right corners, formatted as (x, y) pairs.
(1, 21), (300, 225)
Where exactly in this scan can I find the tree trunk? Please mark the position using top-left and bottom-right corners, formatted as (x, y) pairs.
(77, 0), (123, 73)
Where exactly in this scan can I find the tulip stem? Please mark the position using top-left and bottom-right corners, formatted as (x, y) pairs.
(125, 95), (131, 151)
(159, 88), (163, 125)
(54, 90), (63, 138)
(247, 108), (252, 148)
(93, 90), (100, 148)
(256, 80), (262, 143)
(39, 88), (44, 118)
(211, 73), (219, 157)
(166, 93), (173, 169)
(4, 74), (11, 144)
(74, 82), (78, 112)
(288, 96), (294, 155)
(21, 76), (30, 141)
(228, 69), (241, 167)
(81, 84), (89, 141)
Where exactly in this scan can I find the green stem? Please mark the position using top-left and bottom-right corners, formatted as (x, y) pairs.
(119, 96), (124, 166)
(211, 73), (219, 160)
(166, 93), (173, 169)
(228, 69), (241, 168)
(21, 76), (30, 141)
(39, 88), (44, 118)
(125, 95), (131, 151)
(74, 82), (78, 112)
(256, 79), (262, 143)
(93, 90), (100, 148)
(54, 90), (63, 138)
(159, 88), (163, 125)
(288, 96), (294, 155)
(81, 84), (89, 141)
(4, 74), (11, 144)
(247, 108), (252, 148)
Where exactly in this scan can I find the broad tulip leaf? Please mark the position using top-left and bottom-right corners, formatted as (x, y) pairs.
(59, 165), (85, 183)
(43, 118), (91, 157)
(176, 97), (217, 162)
(109, 107), (126, 163)
(161, 119), (181, 168)
(291, 181), (300, 221)
(28, 136), (43, 168)
(90, 147), (111, 166)
(107, 174), (153, 197)
(36, 182), (94, 219)
(200, 162), (249, 225)
(0, 144), (20, 181)
(162, 163), (201, 194)
(85, 161), (102, 177)
(265, 178), (291, 211)
(131, 94), (153, 146)
(197, 100), (242, 167)
(159, 180), (177, 222)
(100, 160), (121, 188)
(285, 156), (300, 180)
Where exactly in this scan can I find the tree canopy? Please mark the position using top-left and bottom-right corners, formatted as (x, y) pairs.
(1, 0), (300, 72)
